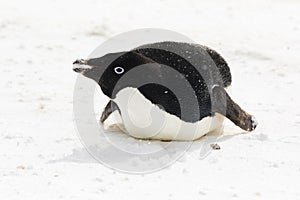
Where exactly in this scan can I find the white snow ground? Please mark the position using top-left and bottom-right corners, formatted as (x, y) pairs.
(1, 0), (300, 199)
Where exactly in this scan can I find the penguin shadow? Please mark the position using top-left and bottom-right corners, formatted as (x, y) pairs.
(51, 124), (246, 165)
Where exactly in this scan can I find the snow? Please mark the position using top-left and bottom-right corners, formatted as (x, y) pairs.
(1, 0), (300, 199)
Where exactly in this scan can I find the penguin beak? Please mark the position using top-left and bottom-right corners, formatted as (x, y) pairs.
(72, 59), (93, 74)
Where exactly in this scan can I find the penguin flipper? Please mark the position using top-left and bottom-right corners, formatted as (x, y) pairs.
(211, 85), (257, 131)
(100, 100), (120, 123)
(100, 100), (126, 132)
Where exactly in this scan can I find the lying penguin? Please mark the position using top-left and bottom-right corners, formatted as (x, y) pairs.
(73, 41), (257, 141)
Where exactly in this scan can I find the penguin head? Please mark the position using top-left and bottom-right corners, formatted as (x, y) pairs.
(73, 51), (156, 98)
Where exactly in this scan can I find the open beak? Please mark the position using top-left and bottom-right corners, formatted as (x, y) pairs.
(72, 59), (92, 74)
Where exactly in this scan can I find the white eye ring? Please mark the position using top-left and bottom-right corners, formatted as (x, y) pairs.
(114, 66), (124, 74)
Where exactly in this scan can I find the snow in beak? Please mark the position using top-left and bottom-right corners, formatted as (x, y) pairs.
(72, 59), (92, 74)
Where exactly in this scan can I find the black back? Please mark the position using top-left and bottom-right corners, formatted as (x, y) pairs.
(134, 42), (232, 122)
(87, 41), (232, 123)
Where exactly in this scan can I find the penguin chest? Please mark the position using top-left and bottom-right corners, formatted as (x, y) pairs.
(113, 87), (224, 141)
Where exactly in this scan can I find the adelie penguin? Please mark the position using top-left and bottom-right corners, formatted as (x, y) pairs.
(73, 41), (257, 141)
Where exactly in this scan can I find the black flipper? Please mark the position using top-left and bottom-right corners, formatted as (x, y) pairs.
(212, 85), (257, 131)
(100, 100), (120, 123)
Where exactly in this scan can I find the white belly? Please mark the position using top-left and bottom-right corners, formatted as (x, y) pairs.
(106, 87), (225, 141)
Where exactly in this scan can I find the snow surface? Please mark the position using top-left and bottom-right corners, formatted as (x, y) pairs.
(1, 0), (300, 199)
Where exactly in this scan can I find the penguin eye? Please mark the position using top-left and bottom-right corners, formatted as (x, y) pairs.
(114, 66), (124, 74)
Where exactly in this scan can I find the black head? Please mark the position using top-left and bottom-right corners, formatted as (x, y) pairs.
(73, 51), (158, 98)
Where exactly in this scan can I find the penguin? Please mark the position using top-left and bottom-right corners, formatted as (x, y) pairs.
(73, 41), (257, 141)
